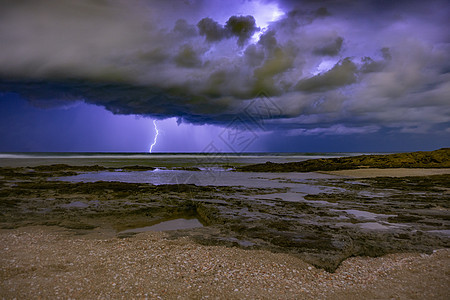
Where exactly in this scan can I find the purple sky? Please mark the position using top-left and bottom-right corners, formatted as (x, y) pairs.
(0, 0), (449, 152)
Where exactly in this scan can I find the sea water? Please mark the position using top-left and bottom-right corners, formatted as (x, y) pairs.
(0, 152), (366, 168)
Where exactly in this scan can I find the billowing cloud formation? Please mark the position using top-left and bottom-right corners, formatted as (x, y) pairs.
(0, 0), (449, 135)
(197, 18), (227, 42)
(197, 15), (259, 46)
(225, 15), (260, 46)
(296, 58), (357, 92)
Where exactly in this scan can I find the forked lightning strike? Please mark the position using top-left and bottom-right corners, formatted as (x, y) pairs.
(149, 120), (159, 153)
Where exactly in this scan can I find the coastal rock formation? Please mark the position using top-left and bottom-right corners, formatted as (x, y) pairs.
(236, 148), (450, 172)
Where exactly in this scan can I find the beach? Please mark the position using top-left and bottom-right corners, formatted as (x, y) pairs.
(1, 226), (448, 299)
(0, 152), (449, 298)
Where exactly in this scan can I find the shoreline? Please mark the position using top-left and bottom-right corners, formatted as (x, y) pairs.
(319, 168), (450, 178)
(1, 226), (449, 299)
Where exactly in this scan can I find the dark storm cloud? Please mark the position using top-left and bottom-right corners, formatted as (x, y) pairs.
(258, 30), (278, 52)
(197, 17), (227, 42)
(225, 15), (260, 46)
(198, 15), (259, 46)
(0, 0), (449, 135)
(295, 58), (358, 92)
(0, 79), (231, 124)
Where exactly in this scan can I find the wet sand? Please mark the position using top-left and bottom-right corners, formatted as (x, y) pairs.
(321, 168), (450, 178)
(1, 226), (449, 299)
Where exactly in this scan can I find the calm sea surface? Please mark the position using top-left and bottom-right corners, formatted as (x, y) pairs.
(0, 152), (374, 168)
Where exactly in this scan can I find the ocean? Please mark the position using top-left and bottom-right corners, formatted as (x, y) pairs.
(0, 152), (369, 168)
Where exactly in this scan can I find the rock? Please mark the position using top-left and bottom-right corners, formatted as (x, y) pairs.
(236, 148), (450, 172)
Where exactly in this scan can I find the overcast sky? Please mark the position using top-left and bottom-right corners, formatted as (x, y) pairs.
(0, 0), (449, 152)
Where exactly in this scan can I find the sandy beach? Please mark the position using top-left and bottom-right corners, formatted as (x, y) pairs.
(1, 226), (449, 299)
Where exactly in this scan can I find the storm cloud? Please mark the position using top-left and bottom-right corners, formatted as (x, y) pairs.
(197, 15), (260, 46)
(0, 0), (449, 136)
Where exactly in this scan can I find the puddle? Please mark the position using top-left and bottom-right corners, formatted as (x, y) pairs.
(358, 222), (391, 230)
(358, 221), (408, 231)
(344, 209), (381, 220)
(254, 192), (303, 203)
(428, 230), (450, 237)
(358, 191), (388, 198)
(253, 192), (339, 206)
(332, 209), (395, 221)
(333, 221), (403, 231)
(302, 199), (339, 206)
(56, 170), (339, 190)
(344, 181), (370, 186)
(118, 218), (203, 235)
(61, 201), (89, 208)
(217, 237), (255, 247)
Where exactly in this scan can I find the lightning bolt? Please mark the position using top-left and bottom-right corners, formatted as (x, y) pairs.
(149, 120), (159, 153)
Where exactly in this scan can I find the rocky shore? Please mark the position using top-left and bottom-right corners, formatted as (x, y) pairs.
(236, 148), (450, 172)
(0, 164), (448, 272)
(0, 149), (449, 298)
